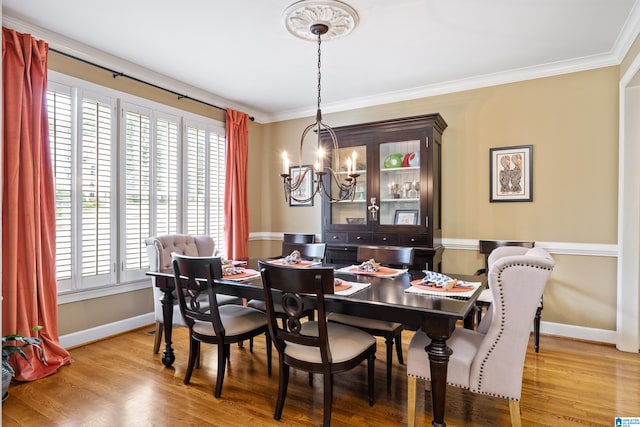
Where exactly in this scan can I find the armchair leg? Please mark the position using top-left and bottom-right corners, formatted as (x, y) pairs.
(367, 354), (375, 406)
(407, 375), (417, 427)
(508, 400), (522, 427)
(534, 306), (542, 353)
(394, 333), (404, 364)
(385, 336), (393, 389)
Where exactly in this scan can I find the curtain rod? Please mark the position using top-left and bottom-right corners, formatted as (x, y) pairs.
(49, 48), (255, 122)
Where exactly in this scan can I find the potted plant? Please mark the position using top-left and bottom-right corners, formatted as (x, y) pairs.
(2, 326), (47, 401)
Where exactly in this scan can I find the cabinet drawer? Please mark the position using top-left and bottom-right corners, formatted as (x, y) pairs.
(348, 232), (372, 244)
(324, 232), (347, 244)
(372, 233), (398, 245)
(398, 234), (430, 246)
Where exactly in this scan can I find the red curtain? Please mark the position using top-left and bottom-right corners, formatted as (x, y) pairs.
(2, 27), (71, 381)
(224, 109), (249, 260)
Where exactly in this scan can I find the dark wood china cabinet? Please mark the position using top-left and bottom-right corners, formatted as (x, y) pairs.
(320, 114), (447, 271)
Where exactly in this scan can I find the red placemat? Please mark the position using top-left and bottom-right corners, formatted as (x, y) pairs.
(223, 268), (260, 281)
(334, 280), (352, 292)
(409, 279), (476, 293)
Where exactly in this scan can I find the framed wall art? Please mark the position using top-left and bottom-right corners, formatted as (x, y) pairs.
(489, 145), (533, 202)
(289, 165), (314, 207)
(394, 209), (418, 225)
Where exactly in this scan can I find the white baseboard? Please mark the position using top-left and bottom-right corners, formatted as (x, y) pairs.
(540, 321), (616, 345)
(59, 313), (155, 349)
(58, 312), (617, 350)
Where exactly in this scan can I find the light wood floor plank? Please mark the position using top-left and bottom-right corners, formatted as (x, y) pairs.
(2, 327), (639, 426)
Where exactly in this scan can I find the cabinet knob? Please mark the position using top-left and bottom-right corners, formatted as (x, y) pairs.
(344, 247), (348, 251)
(332, 235), (338, 239)
(356, 236), (362, 240)
(410, 238), (416, 242)
(382, 237), (388, 241)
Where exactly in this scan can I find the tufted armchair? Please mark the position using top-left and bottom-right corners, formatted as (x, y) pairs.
(406, 247), (554, 427)
(145, 234), (240, 354)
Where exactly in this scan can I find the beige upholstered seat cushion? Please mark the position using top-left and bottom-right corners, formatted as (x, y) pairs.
(327, 312), (402, 331)
(284, 321), (376, 364)
(247, 299), (286, 313)
(407, 329), (484, 389)
(192, 305), (267, 337)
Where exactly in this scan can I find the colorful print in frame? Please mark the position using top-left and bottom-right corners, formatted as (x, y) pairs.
(489, 145), (533, 202)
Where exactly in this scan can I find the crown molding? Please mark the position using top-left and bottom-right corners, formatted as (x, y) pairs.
(268, 51), (621, 123)
(611, 0), (640, 63)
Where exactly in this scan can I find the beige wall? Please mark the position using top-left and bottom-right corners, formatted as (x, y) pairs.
(259, 67), (619, 243)
(256, 67), (620, 331)
(51, 50), (620, 335)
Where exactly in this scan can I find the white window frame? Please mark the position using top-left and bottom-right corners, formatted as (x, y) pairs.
(48, 71), (226, 304)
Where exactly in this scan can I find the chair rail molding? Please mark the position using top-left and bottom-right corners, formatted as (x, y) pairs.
(440, 238), (618, 257)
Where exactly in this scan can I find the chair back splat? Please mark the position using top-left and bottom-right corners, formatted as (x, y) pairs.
(259, 261), (376, 426)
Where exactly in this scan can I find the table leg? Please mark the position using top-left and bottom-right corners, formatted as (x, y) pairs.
(159, 286), (176, 367)
(424, 318), (456, 427)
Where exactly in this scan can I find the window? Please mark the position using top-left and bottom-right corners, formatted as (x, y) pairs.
(184, 120), (227, 256)
(47, 73), (226, 297)
(48, 83), (73, 292)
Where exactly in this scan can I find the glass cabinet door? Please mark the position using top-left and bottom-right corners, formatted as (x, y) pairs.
(330, 145), (367, 225)
(379, 140), (421, 225)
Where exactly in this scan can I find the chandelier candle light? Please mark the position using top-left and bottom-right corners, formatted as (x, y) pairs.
(280, 0), (360, 204)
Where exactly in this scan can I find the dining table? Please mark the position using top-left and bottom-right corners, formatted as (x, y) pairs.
(146, 260), (485, 427)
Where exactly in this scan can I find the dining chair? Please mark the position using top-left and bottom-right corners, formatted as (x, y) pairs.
(145, 234), (240, 354)
(327, 245), (413, 389)
(406, 247), (554, 427)
(474, 240), (543, 352)
(259, 261), (376, 426)
(283, 233), (316, 243)
(172, 254), (272, 398)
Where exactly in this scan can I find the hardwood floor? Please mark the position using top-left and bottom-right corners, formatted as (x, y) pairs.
(2, 326), (639, 426)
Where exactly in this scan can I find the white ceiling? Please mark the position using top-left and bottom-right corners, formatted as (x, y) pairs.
(3, 0), (640, 123)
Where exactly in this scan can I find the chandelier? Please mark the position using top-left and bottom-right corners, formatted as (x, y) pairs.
(280, 0), (360, 204)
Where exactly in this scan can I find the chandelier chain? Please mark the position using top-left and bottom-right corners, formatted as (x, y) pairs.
(317, 33), (322, 110)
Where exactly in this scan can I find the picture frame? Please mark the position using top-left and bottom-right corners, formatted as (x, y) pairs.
(289, 165), (314, 207)
(489, 145), (533, 202)
(394, 209), (418, 225)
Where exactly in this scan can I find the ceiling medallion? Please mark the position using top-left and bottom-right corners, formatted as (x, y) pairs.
(283, 0), (359, 41)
